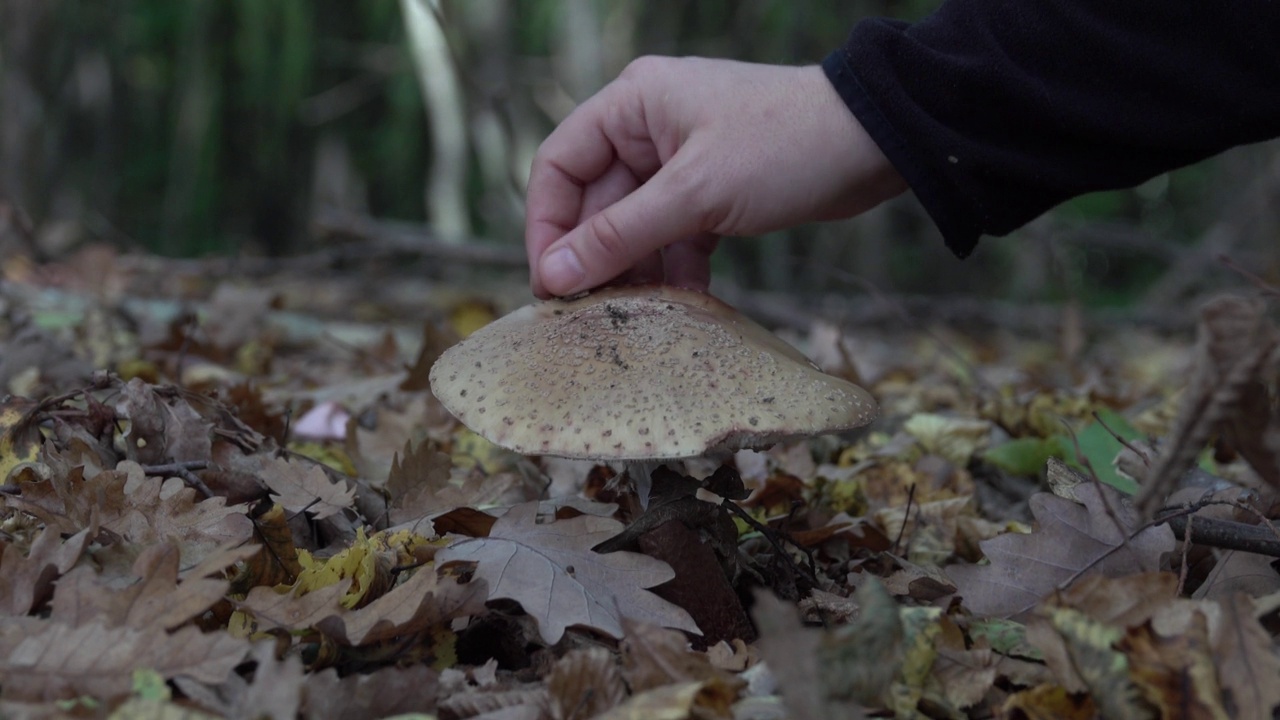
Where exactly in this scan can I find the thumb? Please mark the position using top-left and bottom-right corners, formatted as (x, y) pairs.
(537, 166), (709, 297)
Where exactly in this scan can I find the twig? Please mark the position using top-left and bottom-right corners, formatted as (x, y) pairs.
(890, 484), (917, 557)
(1159, 506), (1280, 557)
(1091, 410), (1150, 467)
(1177, 513), (1192, 596)
(720, 499), (820, 587)
(1058, 417), (1133, 557)
(142, 460), (213, 499)
(1217, 254), (1280, 297)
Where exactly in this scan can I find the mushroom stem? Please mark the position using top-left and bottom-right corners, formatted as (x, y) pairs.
(623, 460), (660, 508)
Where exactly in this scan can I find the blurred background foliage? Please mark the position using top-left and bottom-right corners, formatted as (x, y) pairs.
(2, 0), (1277, 311)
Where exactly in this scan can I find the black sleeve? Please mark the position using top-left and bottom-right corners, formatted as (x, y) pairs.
(822, 0), (1280, 258)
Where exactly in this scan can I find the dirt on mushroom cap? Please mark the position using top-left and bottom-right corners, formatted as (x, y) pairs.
(428, 286), (878, 461)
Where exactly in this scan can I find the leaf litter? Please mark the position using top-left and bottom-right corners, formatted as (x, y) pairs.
(3, 256), (1280, 718)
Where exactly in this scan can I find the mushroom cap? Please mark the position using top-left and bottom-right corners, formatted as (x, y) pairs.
(428, 285), (877, 461)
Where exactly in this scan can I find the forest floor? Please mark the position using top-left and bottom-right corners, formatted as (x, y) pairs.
(2, 243), (1278, 720)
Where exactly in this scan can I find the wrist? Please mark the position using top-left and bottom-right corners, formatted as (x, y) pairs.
(802, 65), (907, 218)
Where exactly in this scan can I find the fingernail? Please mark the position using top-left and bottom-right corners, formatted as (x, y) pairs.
(541, 247), (585, 294)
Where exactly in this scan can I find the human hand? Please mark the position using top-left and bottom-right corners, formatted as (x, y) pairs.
(524, 57), (907, 298)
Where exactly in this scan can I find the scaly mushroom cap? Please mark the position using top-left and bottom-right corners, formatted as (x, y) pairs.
(428, 286), (877, 461)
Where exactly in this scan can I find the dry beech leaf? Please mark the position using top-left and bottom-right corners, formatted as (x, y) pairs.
(593, 679), (738, 720)
(232, 642), (305, 720)
(253, 455), (354, 520)
(0, 620), (250, 702)
(547, 646), (627, 720)
(947, 483), (1174, 618)
(1217, 593), (1280, 720)
(0, 525), (93, 616)
(620, 617), (735, 694)
(436, 501), (700, 644)
(439, 692), (546, 720)
(114, 378), (214, 465)
(316, 564), (487, 645)
(1120, 613), (1228, 720)
(50, 541), (226, 630)
(1192, 550), (1280, 601)
(301, 665), (440, 720)
(237, 578), (351, 634)
(752, 590), (867, 720)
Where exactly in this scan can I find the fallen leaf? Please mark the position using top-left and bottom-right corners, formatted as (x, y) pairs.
(593, 679), (737, 720)
(0, 396), (43, 484)
(902, 413), (991, 466)
(385, 439), (516, 525)
(301, 665), (440, 720)
(547, 646), (627, 720)
(1035, 606), (1154, 719)
(947, 483), (1175, 618)
(316, 564), (487, 645)
(752, 590), (867, 720)
(237, 578), (350, 634)
(99, 462), (255, 567)
(1120, 612), (1228, 720)
(1193, 550), (1280, 601)
(436, 501), (700, 644)
(620, 617), (737, 694)
(0, 525), (93, 616)
(49, 540), (227, 630)
(254, 454), (355, 520)
(0, 620), (250, 702)
(231, 642), (305, 720)
(113, 378), (213, 465)
(1217, 593), (1280, 720)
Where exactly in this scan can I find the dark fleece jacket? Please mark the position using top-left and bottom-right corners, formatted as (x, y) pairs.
(823, 0), (1280, 257)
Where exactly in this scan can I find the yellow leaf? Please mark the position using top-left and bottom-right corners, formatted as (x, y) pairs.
(902, 413), (991, 466)
(451, 427), (515, 474)
(0, 396), (43, 484)
(295, 528), (385, 608)
(449, 299), (497, 339)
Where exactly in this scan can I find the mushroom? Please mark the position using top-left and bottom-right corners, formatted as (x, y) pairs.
(428, 285), (877, 503)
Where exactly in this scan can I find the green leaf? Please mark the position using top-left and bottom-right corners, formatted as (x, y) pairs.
(983, 436), (1068, 477)
(1067, 409), (1142, 495)
(982, 409), (1143, 494)
(969, 618), (1042, 660)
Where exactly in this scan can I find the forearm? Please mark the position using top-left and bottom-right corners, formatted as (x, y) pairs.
(825, 0), (1280, 257)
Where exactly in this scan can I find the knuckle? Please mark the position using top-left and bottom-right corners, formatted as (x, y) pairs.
(619, 55), (676, 86)
(585, 211), (632, 262)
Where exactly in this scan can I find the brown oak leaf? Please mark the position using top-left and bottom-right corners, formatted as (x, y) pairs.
(49, 540), (226, 630)
(254, 455), (354, 520)
(947, 483), (1175, 618)
(316, 564), (487, 646)
(385, 439), (517, 526)
(301, 665), (440, 720)
(0, 620), (250, 702)
(0, 526), (93, 616)
(114, 378), (213, 465)
(98, 461), (254, 566)
(436, 501), (700, 644)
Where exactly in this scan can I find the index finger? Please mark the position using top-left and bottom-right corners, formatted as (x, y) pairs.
(524, 81), (662, 296)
